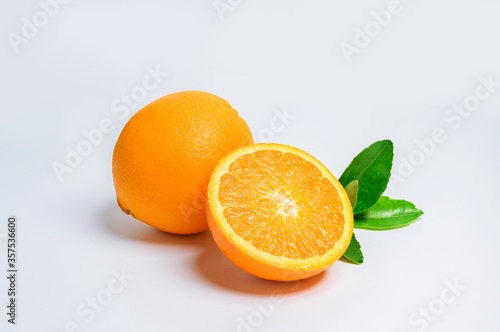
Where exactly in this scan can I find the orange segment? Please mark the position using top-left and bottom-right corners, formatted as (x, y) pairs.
(207, 143), (354, 281)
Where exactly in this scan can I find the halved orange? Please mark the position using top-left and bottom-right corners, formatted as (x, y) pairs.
(206, 143), (354, 281)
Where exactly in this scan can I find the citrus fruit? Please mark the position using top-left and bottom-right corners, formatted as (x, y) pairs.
(112, 91), (254, 234)
(206, 143), (354, 280)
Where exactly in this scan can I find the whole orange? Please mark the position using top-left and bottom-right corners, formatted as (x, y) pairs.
(112, 91), (254, 234)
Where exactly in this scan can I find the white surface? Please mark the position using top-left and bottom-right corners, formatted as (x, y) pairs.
(1, 1), (500, 331)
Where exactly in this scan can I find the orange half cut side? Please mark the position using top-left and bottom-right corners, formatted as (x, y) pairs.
(207, 143), (354, 281)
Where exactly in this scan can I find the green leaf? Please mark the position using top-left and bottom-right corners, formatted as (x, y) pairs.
(339, 140), (393, 214)
(354, 196), (424, 230)
(345, 180), (359, 209)
(342, 233), (364, 264)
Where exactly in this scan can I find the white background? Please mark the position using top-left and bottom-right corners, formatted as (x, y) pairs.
(1, 1), (500, 331)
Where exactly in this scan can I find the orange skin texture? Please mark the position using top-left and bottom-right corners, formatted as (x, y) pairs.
(112, 91), (254, 234)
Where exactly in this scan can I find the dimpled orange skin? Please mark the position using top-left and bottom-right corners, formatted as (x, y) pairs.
(112, 91), (254, 234)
